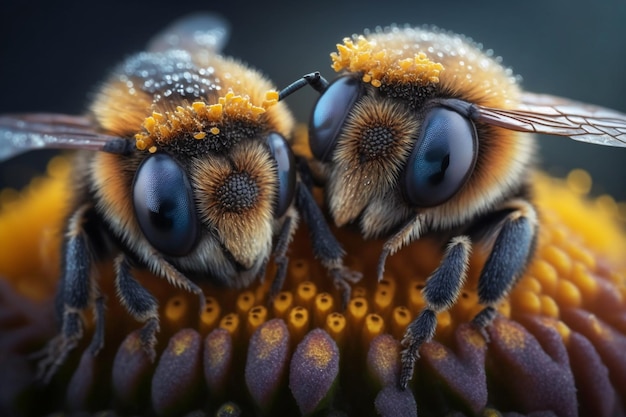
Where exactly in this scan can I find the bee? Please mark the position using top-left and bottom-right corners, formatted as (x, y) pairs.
(0, 13), (359, 382)
(281, 26), (626, 389)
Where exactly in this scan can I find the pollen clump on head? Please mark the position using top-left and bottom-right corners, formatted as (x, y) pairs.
(331, 35), (444, 88)
(133, 89), (278, 151)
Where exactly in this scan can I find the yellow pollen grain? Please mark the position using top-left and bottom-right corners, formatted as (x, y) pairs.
(313, 293), (334, 328)
(543, 245), (573, 276)
(206, 335), (227, 364)
(200, 296), (221, 334)
(288, 306), (310, 344)
(247, 306), (268, 338)
(148, 146), (157, 153)
(219, 313), (240, 338)
(511, 290), (541, 315)
(165, 296), (188, 325)
(566, 169), (592, 195)
(391, 306), (412, 341)
(331, 35), (444, 87)
(303, 338), (333, 368)
(347, 297), (369, 332)
(570, 262), (598, 300)
(210, 127), (220, 135)
(324, 312), (347, 347)
(172, 332), (194, 356)
(295, 281), (317, 310)
(194, 132), (206, 139)
(540, 295), (560, 318)
(272, 291), (293, 320)
(236, 291), (255, 317)
(498, 322), (526, 350)
(554, 280), (582, 308)
(135, 138), (147, 150)
(255, 321), (283, 360)
(374, 281), (395, 317)
(427, 344), (448, 361)
(207, 104), (223, 118)
(192, 102), (206, 113)
(529, 260), (558, 295)
(362, 314), (385, 347)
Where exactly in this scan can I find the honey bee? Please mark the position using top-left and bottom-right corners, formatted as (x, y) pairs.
(281, 25), (626, 389)
(0, 13), (359, 382)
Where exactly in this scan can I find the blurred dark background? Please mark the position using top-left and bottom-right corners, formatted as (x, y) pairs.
(1, 0), (625, 199)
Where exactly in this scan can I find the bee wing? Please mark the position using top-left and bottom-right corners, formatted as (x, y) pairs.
(470, 92), (626, 147)
(147, 13), (231, 55)
(0, 113), (130, 162)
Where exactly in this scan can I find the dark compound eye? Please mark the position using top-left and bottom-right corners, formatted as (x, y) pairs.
(265, 132), (296, 218)
(309, 76), (363, 162)
(133, 153), (198, 257)
(402, 107), (478, 207)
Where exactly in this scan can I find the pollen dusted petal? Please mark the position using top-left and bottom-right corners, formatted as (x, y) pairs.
(151, 329), (203, 416)
(245, 319), (290, 411)
(367, 334), (401, 387)
(289, 329), (340, 416)
(204, 328), (234, 397)
(486, 317), (577, 415)
(374, 386), (418, 417)
(65, 349), (100, 412)
(112, 330), (154, 410)
(419, 324), (488, 414)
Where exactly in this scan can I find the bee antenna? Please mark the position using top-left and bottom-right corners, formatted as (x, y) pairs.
(278, 72), (329, 101)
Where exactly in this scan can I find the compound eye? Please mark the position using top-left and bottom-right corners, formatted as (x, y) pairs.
(265, 132), (296, 218)
(403, 107), (477, 207)
(133, 153), (198, 257)
(309, 76), (362, 162)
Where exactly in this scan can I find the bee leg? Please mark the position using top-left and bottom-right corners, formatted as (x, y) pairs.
(114, 254), (160, 361)
(399, 236), (471, 390)
(472, 200), (538, 337)
(36, 204), (93, 383)
(88, 291), (106, 354)
(269, 214), (297, 301)
(295, 182), (362, 308)
(377, 214), (426, 281)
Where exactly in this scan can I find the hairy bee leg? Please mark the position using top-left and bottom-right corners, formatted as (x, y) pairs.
(294, 182), (362, 308)
(278, 72), (329, 101)
(37, 204), (93, 382)
(399, 236), (471, 390)
(377, 214), (426, 281)
(87, 293), (106, 355)
(269, 214), (297, 301)
(472, 200), (538, 334)
(114, 255), (160, 361)
(156, 258), (207, 314)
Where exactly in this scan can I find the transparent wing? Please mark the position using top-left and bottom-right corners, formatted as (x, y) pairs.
(0, 113), (129, 162)
(147, 13), (230, 54)
(471, 92), (626, 147)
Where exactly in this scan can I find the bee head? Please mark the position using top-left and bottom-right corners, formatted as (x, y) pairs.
(308, 28), (534, 236)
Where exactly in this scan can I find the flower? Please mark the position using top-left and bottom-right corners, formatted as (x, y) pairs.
(1, 155), (625, 416)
